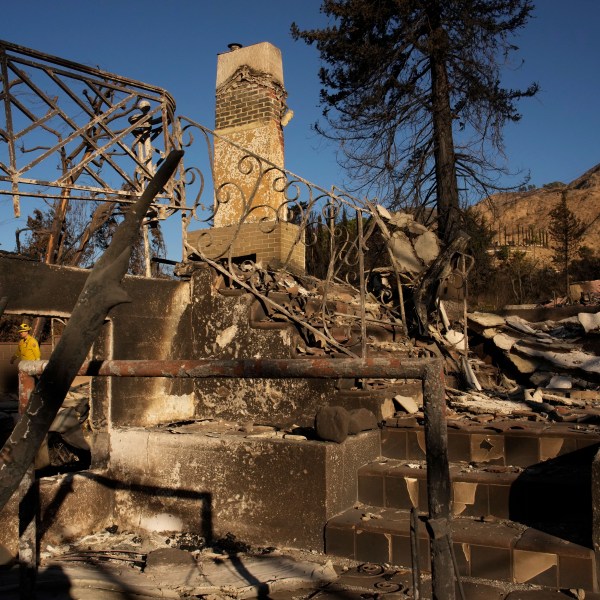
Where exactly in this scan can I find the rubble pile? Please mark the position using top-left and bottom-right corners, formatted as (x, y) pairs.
(212, 205), (464, 361)
(441, 308), (600, 426)
(223, 264), (413, 358)
(469, 310), (600, 382)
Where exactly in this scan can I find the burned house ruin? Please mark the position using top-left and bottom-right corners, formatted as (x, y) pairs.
(1, 39), (600, 598)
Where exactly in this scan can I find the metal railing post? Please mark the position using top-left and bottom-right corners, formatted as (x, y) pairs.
(17, 370), (38, 600)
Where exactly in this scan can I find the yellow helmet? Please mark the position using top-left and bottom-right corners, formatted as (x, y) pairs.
(18, 323), (31, 332)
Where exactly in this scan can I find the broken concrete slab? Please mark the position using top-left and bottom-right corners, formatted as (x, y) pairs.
(388, 230), (422, 273)
(514, 344), (600, 377)
(505, 315), (538, 335)
(413, 229), (440, 264)
(315, 406), (350, 443)
(468, 312), (506, 329)
(393, 394), (419, 415)
(547, 375), (572, 389)
(506, 351), (540, 375)
(579, 311), (600, 333)
(493, 332), (519, 351)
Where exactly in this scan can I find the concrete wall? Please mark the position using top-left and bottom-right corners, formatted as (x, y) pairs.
(190, 265), (336, 427)
(109, 427), (380, 551)
(0, 254), (338, 432)
(0, 254), (194, 436)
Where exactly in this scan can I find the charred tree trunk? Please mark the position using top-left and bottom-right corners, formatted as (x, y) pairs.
(0, 150), (183, 511)
(413, 231), (469, 334)
(428, 9), (460, 245)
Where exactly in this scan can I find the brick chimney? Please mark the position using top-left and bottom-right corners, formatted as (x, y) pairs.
(213, 41), (287, 226)
(188, 42), (304, 272)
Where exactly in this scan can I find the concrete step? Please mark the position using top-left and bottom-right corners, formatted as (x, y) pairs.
(383, 416), (600, 468)
(325, 505), (598, 592)
(357, 454), (593, 546)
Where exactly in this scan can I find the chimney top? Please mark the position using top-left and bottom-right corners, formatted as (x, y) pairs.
(216, 42), (283, 89)
(228, 43), (243, 52)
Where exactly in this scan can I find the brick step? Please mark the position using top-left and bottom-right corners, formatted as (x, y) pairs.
(325, 505), (598, 592)
(357, 456), (592, 535)
(383, 417), (600, 468)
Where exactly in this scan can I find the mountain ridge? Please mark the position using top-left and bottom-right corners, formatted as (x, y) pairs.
(473, 162), (600, 260)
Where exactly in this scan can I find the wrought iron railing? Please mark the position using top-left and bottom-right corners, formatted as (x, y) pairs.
(0, 40), (411, 357)
(178, 118), (407, 357)
(0, 39), (183, 222)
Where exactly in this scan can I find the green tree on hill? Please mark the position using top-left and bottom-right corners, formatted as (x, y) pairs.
(548, 191), (586, 300)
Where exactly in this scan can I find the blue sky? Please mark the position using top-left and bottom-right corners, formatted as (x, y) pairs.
(1, 0), (599, 261)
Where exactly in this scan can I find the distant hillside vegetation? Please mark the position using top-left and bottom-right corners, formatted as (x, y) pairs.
(473, 163), (600, 263)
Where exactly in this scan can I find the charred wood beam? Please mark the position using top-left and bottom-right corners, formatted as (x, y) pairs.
(0, 149), (184, 511)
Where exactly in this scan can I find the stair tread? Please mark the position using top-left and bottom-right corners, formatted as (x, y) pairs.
(359, 457), (588, 484)
(382, 418), (600, 468)
(386, 415), (600, 437)
(326, 505), (597, 591)
(329, 505), (593, 554)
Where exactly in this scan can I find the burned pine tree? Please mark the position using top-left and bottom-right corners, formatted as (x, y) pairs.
(292, 0), (539, 243)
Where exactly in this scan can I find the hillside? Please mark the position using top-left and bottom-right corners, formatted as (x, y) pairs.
(473, 163), (600, 262)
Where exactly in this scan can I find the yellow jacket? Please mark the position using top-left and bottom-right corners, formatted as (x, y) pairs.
(13, 335), (41, 361)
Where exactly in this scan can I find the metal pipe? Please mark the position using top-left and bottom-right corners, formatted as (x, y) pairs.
(422, 362), (455, 600)
(17, 371), (37, 600)
(20, 357), (439, 380)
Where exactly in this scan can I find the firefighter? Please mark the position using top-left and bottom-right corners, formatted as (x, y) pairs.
(10, 323), (41, 364)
